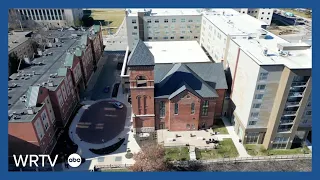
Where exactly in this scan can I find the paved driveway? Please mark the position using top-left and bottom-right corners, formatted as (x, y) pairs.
(76, 100), (127, 144)
(90, 53), (125, 100)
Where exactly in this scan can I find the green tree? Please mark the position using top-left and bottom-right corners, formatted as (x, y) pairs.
(8, 52), (20, 75)
(82, 16), (94, 27)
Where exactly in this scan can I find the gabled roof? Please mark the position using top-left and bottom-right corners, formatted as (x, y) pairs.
(25, 86), (40, 108)
(168, 82), (202, 100)
(155, 63), (220, 99)
(57, 67), (68, 77)
(74, 47), (83, 57)
(80, 35), (88, 46)
(93, 25), (101, 33)
(64, 53), (74, 67)
(127, 40), (155, 67)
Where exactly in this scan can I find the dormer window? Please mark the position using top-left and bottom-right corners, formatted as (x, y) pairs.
(136, 76), (147, 87)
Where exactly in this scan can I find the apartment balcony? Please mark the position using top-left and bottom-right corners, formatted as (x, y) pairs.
(283, 111), (297, 116)
(289, 86), (306, 93)
(288, 92), (303, 98)
(279, 120), (294, 125)
(291, 81), (307, 87)
(286, 101), (300, 107)
(277, 128), (292, 133)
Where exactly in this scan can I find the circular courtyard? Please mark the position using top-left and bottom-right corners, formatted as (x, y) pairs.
(76, 100), (127, 144)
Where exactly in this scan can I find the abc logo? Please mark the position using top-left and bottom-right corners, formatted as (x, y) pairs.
(67, 153), (82, 168)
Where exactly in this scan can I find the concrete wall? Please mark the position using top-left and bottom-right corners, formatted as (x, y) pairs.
(230, 50), (261, 128)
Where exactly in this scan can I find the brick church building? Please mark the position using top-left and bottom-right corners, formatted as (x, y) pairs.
(127, 40), (228, 132)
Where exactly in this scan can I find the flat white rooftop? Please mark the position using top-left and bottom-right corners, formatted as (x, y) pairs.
(126, 8), (202, 17)
(144, 41), (212, 64)
(233, 32), (312, 69)
(203, 9), (267, 36)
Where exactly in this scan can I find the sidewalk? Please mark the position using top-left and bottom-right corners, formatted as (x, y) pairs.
(221, 117), (251, 158)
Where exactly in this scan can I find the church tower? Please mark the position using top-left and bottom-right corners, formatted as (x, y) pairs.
(127, 40), (155, 133)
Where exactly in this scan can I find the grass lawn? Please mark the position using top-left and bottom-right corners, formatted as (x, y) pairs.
(280, 9), (312, 19)
(89, 9), (126, 35)
(196, 139), (239, 160)
(165, 147), (190, 161)
(212, 118), (228, 134)
(245, 144), (311, 156)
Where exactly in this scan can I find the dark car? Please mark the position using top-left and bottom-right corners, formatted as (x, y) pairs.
(103, 86), (110, 93)
(128, 95), (131, 104)
(117, 62), (123, 70)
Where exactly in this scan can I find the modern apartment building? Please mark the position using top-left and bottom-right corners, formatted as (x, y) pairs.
(225, 29), (312, 149)
(8, 26), (103, 156)
(9, 9), (83, 28)
(121, 40), (227, 133)
(125, 9), (202, 50)
(234, 8), (274, 25)
(200, 9), (267, 64)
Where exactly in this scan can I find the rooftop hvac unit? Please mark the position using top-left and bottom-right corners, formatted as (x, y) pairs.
(263, 48), (268, 56)
(48, 82), (54, 87)
(47, 42), (53, 47)
(27, 108), (35, 115)
(24, 56), (31, 64)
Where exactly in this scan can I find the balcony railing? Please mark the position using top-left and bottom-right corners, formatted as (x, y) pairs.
(280, 120), (294, 124)
(288, 92), (303, 97)
(286, 101), (300, 107)
(291, 82), (307, 87)
(277, 128), (292, 132)
(283, 111), (296, 116)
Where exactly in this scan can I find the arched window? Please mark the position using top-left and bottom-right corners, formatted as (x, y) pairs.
(143, 96), (148, 114)
(136, 76), (147, 87)
(137, 96), (141, 115)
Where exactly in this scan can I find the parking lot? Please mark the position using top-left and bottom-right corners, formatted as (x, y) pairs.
(76, 100), (127, 144)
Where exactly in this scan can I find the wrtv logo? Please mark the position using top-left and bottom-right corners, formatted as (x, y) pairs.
(13, 154), (59, 168)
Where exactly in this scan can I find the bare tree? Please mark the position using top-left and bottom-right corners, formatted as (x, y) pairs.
(129, 143), (169, 172)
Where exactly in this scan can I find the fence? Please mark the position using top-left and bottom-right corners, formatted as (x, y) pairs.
(172, 154), (312, 166)
(94, 163), (133, 171)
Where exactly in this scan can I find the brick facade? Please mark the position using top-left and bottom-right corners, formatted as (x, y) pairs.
(130, 66), (225, 132)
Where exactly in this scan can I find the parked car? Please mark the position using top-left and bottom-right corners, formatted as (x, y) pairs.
(104, 86), (110, 93)
(117, 62), (123, 70)
(112, 102), (123, 109)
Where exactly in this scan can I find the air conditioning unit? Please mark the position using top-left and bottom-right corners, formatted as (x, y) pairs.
(27, 108), (35, 115)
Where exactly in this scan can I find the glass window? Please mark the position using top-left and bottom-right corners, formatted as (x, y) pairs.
(174, 103), (179, 115)
(160, 101), (165, 117)
(252, 103), (261, 109)
(251, 112), (259, 118)
(181, 18), (185, 22)
(155, 19), (159, 23)
(257, 84), (266, 90)
(147, 19), (151, 23)
(132, 19), (137, 24)
(137, 96), (141, 115)
(201, 100), (209, 116)
(254, 94), (264, 99)
(164, 19), (168, 23)
(134, 26), (137, 29)
(306, 111), (312, 116)
(191, 102), (195, 114)
(188, 19), (193, 22)
(248, 121), (257, 125)
(172, 19), (176, 22)
(259, 72), (268, 80)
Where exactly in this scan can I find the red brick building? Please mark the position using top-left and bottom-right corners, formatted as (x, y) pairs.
(8, 26), (103, 156)
(128, 41), (228, 132)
